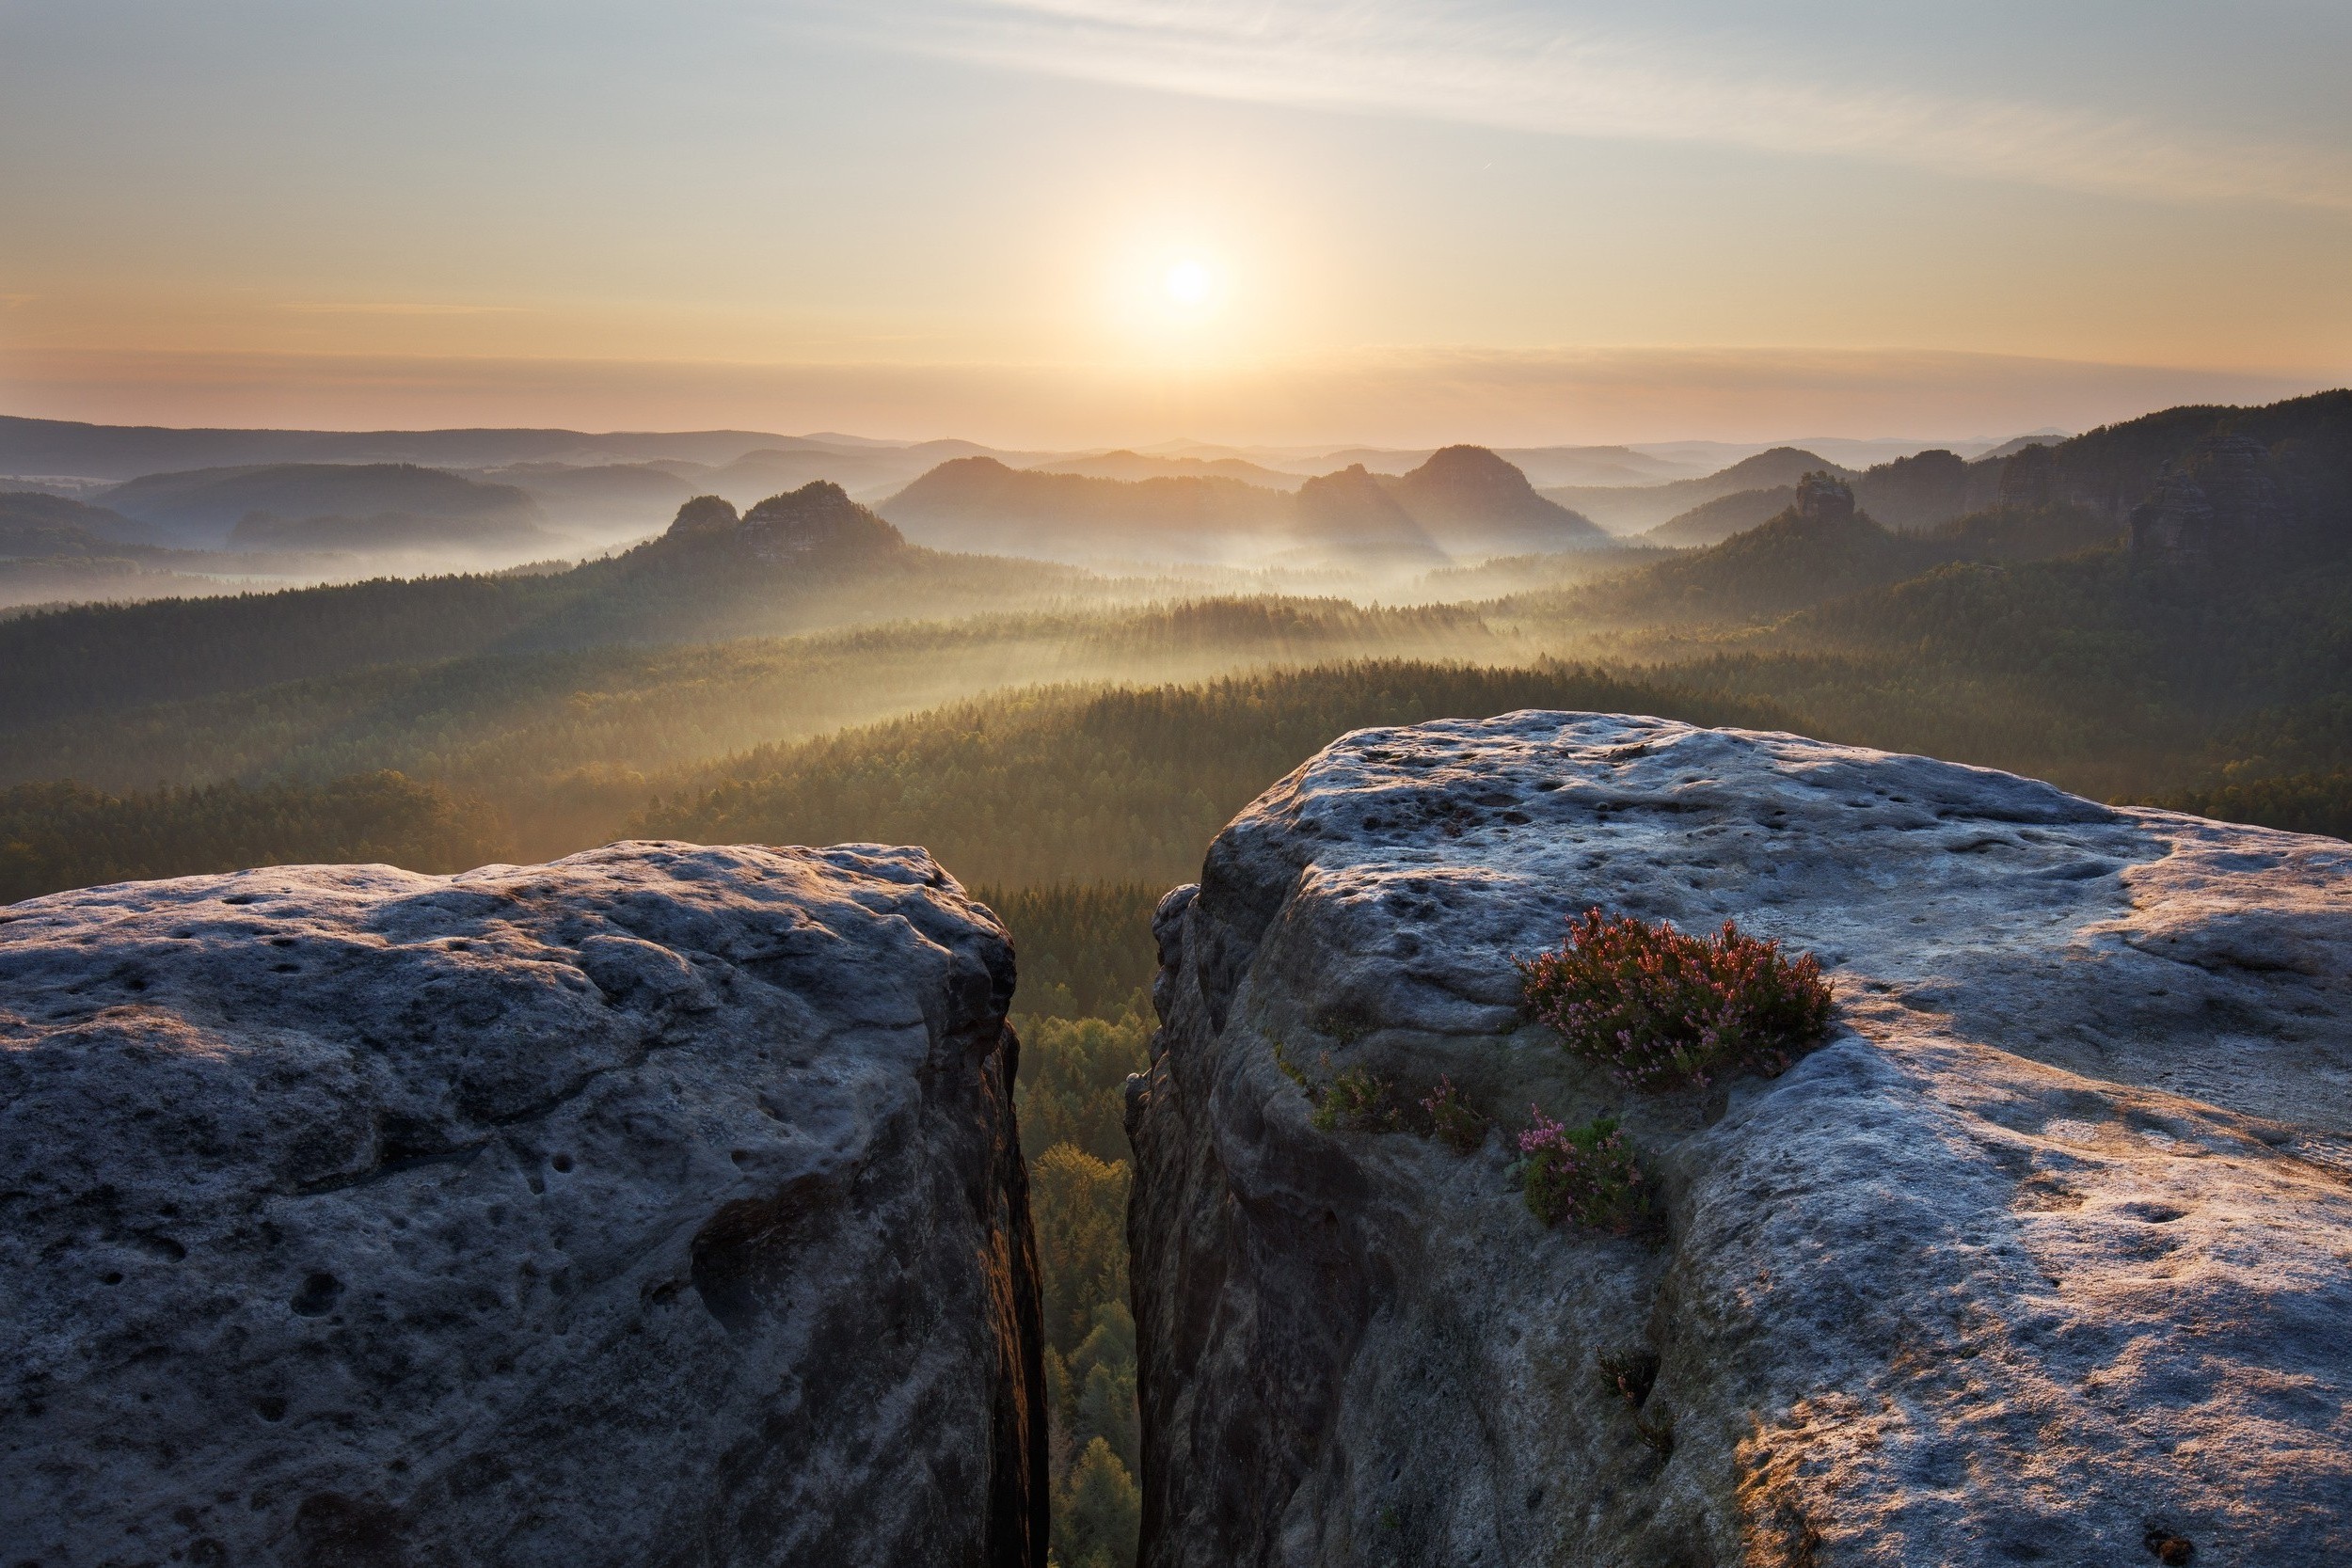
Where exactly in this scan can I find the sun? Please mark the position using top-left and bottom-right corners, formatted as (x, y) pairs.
(1163, 258), (1215, 309)
(1100, 233), (1238, 351)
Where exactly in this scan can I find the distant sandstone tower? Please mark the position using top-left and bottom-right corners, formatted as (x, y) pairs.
(663, 483), (904, 561)
(1791, 469), (1854, 522)
(2130, 435), (2294, 565)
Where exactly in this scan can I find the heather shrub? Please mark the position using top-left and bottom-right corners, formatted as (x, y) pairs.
(1420, 1076), (1489, 1151)
(1518, 1110), (1649, 1232)
(1517, 908), (1832, 1092)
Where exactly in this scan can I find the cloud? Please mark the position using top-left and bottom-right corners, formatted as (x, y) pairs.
(277, 302), (525, 316)
(813, 0), (2352, 211)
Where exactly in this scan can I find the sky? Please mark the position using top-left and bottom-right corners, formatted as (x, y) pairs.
(1, 0), (2347, 446)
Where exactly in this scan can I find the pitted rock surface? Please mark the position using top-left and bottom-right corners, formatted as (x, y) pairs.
(0, 841), (1045, 1568)
(1127, 711), (2352, 1568)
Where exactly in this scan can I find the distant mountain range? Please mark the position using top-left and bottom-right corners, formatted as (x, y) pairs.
(0, 491), (171, 554)
(99, 462), (554, 552)
(880, 445), (1605, 563)
(645, 442), (1053, 513)
(1546, 447), (1859, 534)
(0, 491), (360, 610)
(1640, 448), (1989, 546)
(0, 483), (1092, 732)
(0, 388), (2342, 772)
(0, 415), (803, 480)
(1026, 451), (1307, 491)
(0, 413), (2058, 503)
(1526, 391), (2352, 625)
(880, 459), (1297, 562)
(0, 401), (2318, 609)
(1261, 444), (1700, 488)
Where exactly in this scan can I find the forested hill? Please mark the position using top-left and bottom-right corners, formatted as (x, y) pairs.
(634, 661), (1787, 888)
(2006, 388), (2352, 522)
(1507, 480), (2124, 629)
(0, 483), (1110, 730)
(0, 413), (794, 478)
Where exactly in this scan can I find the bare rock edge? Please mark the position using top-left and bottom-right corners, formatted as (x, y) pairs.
(1128, 712), (2352, 1568)
(0, 842), (1047, 1568)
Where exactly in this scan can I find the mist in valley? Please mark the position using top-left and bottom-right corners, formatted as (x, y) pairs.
(10, 392), (2349, 900)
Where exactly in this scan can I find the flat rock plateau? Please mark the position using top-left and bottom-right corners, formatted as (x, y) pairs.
(0, 842), (1045, 1568)
(1128, 712), (2352, 1568)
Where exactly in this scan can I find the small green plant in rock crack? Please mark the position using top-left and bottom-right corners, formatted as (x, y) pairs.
(1268, 1034), (1311, 1091)
(1314, 1003), (1375, 1045)
(1311, 1063), (1404, 1132)
(1269, 1037), (1402, 1133)
(1279, 1052), (1495, 1149)
(1596, 1351), (1675, 1449)
(1516, 1110), (1652, 1234)
(1419, 1076), (1489, 1151)
(1517, 908), (1833, 1093)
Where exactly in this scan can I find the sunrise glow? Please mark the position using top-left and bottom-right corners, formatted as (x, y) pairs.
(1164, 260), (1214, 309)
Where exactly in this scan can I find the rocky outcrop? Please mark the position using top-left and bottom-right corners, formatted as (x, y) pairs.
(1789, 470), (1852, 524)
(1127, 713), (2352, 1567)
(0, 843), (1045, 1567)
(660, 483), (902, 562)
(737, 481), (906, 561)
(2130, 436), (2296, 566)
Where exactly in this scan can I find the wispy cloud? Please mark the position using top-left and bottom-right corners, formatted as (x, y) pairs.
(817, 0), (2352, 211)
(277, 302), (525, 316)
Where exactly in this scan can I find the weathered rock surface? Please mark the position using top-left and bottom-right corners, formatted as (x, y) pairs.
(0, 842), (1045, 1567)
(1788, 470), (1853, 525)
(1128, 713), (2352, 1568)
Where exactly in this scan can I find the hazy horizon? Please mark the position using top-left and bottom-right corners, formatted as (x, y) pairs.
(0, 348), (2331, 452)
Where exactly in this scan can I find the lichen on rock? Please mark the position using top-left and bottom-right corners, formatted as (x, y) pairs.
(1126, 711), (2352, 1567)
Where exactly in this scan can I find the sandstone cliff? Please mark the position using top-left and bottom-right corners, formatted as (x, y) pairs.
(1128, 713), (2352, 1567)
(0, 842), (1045, 1567)
(2128, 436), (2296, 567)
